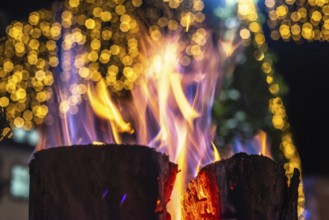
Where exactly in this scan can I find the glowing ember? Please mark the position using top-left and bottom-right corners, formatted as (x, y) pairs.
(183, 170), (219, 219)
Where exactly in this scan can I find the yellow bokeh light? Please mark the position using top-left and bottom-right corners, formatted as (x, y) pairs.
(272, 114), (285, 130)
(90, 39), (101, 50)
(14, 117), (25, 128)
(3, 60), (14, 73)
(85, 18), (96, 29)
(115, 5), (126, 15)
(93, 7), (103, 17)
(100, 50), (111, 64)
(110, 45), (120, 55)
(16, 88), (27, 100)
(69, 0), (80, 7)
(132, 0), (142, 7)
(101, 11), (112, 22)
(193, 0), (204, 11)
(0, 97), (10, 107)
(249, 22), (261, 33)
(291, 24), (301, 35)
(279, 24), (291, 39)
(29, 12), (40, 26)
(36, 92), (47, 102)
(311, 10), (322, 23)
(302, 22), (314, 40)
(23, 110), (33, 121)
(262, 62), (272, 74)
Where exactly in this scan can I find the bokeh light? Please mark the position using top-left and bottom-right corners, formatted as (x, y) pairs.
(267, 0), (329, 41)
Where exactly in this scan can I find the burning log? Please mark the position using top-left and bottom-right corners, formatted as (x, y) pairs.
(183, 153), (300, 220)
(29, 144), (178, 220)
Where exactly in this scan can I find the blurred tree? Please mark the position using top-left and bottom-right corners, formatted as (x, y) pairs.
(213, 45), (288, 157)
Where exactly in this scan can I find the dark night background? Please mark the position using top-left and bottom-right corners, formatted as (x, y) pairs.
(268, 40), (329, 176)
(0, 0), (329, 177)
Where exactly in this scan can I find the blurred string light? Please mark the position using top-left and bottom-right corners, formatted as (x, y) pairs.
(13, 128), (40, 145)
(266, 0), (329, 41)
(236, 0), (305, 218)
(0, 0), (209, 136)
(10, 164), (30, 199)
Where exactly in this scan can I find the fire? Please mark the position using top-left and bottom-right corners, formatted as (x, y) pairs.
(231, 129), (272, 159)
(87, 37), (224, 219)
(211, 142), (221, 161)
(87, 79), (134, 144)
(35, 19), (271, 219)
(258, 130), (271, 157)
(39, 28), (227, 217)
(34, 0), (245, 217)
(0, 0), (303, 217)
(220, 40), (240, 58)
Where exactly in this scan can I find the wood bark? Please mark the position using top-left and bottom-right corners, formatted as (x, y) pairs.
(29, 144), (178, 220)
(183, 153), (300, 220)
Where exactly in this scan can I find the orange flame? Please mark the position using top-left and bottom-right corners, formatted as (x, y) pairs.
(227, 129), (272, 159)
(87, 80), (134, 144)
(211, 141), (221, 161)
(220, 40), (240, 58)
(256, 130), (271, 158)
(85, 38), (223, 218)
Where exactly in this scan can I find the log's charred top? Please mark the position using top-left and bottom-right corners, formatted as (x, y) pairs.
(32, 144), (172, 162)
(201, 152), (279, 172)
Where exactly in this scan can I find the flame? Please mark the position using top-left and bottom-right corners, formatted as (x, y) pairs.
(185, 13), (191, 32)
(39, 25), (235, 218)
(211, 141), (221, 161)
(220, 40), (240, 58)
(138, 38), (224, 219)
(254, 130), (271, 158)
(231, 129), (272, 159)
(259, 130), (270, 157)
(87, 80), (134, 144)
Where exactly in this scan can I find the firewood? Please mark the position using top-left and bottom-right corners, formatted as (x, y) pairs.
(29, 144), (178, 220)
(183, 153), (300, 220)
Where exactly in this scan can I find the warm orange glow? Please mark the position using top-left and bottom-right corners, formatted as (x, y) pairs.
(87, 79), (134, 144)
(255, 130), (272, 158)
(220, 40), (240, 58)
(92, 141), (105, 145)
(186, 13), (191, 32)
(183, 170), (219, 219)
(211, 141), (221, 161)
